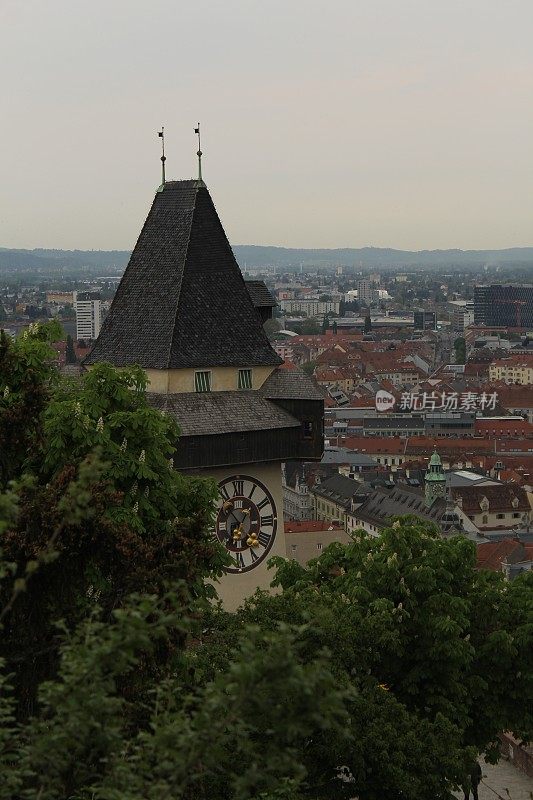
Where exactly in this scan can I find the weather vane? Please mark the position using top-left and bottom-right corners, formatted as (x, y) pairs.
(158, 126), (166, 187)
(194, 123), (203, 182)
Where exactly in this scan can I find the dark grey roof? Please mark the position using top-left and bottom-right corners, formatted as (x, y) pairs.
(353, 485), (451, 528)
(148, 390), (300, 436)
(245, 280), (276, 308)
(321, 448), (375, 467)
(363, 416), (424, 430)
(311, 473), (370, 506)
(260, 368), (325, 400)
(85, 180), (281, 370)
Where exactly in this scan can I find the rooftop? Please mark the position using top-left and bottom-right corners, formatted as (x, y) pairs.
(86, 180), (281, 370)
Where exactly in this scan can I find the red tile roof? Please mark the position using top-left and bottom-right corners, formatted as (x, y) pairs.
(454, 484), (530, 514)
(475, 419), (533, 438)
(477, 540), (522, 571)
(477, 540), (533, 571)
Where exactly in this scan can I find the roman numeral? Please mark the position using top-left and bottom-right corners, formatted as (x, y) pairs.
(219, 485), (230, 501)
(258, 531), (271, 548)
(250, 548), (259, 562)
(232, 480), (244, 497)
(248, 484), (256, 500)
(234, 552), (245, 570)
(218, 522), (226, 531)
(233, 499), (243, 509)
(260, 514), (274, 528)
(257, 497), (269, 511)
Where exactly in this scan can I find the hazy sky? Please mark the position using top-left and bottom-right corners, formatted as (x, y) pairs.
(1, 0), (532, 251)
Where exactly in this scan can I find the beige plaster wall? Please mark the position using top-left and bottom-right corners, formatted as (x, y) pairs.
(285, 528), (353, 565)
(205, 461), (286, 611)
(145, 366), (275, 394)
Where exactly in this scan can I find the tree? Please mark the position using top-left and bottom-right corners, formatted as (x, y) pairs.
(364, 314), (372, 333)
(263, 317), (282, 340)
(300, 318), (320, 335)
(454, 337), (466, 364)
(65, 334), (77, 364)
(0, 323), (222, 717)
(198, 519), (533, 799)
(321, 315), (330, 334)
(301, 360), (316, 376)
(1, 334), (531, 799)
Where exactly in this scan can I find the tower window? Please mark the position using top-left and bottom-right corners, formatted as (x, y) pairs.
(195, 371), (212, 393)
(238, 368), (253, 390)
(302, 421), (314, 439)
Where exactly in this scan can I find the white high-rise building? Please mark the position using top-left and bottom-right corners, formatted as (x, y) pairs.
(75, 291), (102, 341)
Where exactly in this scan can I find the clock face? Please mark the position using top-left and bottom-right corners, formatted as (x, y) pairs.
(215, 474), (277, 573)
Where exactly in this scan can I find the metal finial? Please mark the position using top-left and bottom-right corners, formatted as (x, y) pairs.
(194, 123), (203, 182)
(158, 127), (166, 188)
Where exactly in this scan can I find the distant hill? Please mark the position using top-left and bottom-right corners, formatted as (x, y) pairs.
(0, 248), (130, 272)
(232, 245), (533, 269)
(1, 245), (532, 273)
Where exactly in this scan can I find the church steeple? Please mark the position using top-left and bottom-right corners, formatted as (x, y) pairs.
(424, 449), (447, 506)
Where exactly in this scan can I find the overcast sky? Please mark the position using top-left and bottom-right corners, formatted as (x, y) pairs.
(1, 0), (532, 251)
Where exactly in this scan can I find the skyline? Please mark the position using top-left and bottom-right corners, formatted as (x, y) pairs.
(2, 0), (533, 252)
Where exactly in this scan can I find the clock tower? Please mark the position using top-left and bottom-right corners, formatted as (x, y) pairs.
(85, 177), (323, 608)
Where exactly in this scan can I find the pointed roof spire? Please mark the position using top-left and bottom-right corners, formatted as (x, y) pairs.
(85, 180), (281, 370)
(157, 126), (166, 191)
(194, 123), (204, 185)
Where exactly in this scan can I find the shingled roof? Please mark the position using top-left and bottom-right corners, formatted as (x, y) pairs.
(148, 391), (300, 436)
(245, 280), (277, 309)
(260, 367), (325, 400)
(85, 180), (281, 369)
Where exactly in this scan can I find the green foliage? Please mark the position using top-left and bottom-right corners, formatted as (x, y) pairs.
(0, 320), (63, 486)
(65, 333), (77, 364)
(263, 317), (282, 340)
(0, 333), (223, 718)
(454, 336), (466, 364)
(1, 327), (531, 799)
(364, 314), (372, 333)
(301, 360), (316, 376)
(300, 318), (320, 335)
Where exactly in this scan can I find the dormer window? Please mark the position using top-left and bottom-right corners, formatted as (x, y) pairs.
(195, 371), (212, 393)
(238, 368), (253, 390)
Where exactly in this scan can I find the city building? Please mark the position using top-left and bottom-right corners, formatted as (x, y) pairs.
(84, 176), (323, 609)
(282, 463), (314, 520)
(357, 279), (375, 306)
(453, 485), (531, 531)
(424, 450), (447, 505)
(347, 484), (471, 538)
(452, 301), (475, 332)
(285, 520), (350, 565)
(311, 473), (371, 529)
(75, 291), (102, 340)
(279, 299), (340, 316)
(474, 284), (533, 329)
(46, 291), (74, 304)
(489, 356), (533, 385)
(413, 310), (437, 331)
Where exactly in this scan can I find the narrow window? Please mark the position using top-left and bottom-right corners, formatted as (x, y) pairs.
(302, 421), (314, 439)
(195, 371), (211, 393)
(238, 368), (253, 390)
(317, 543), (323, 551)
